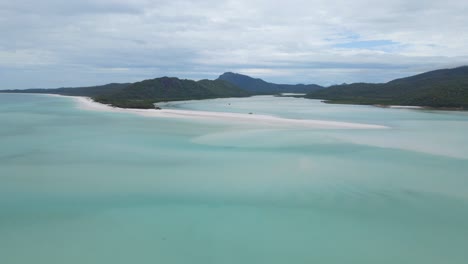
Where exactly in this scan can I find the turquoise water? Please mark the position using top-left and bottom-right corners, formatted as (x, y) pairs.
(1, 94), (468, 263)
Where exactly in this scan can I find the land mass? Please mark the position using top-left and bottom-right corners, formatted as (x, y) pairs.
(217, 72), (323, 94)
(0, 83), (131, 97)
(0, 78), (251, 109)
(93, 77), (250, 108)
(0, 73), (324, 109)
(305, 66), (468, 109)
(1, 66), (467, 109)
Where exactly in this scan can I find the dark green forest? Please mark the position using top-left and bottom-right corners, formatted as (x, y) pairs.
(218, 72), (323, 94)
(305, 66), (468, 109)
(93, 77), (250, 108)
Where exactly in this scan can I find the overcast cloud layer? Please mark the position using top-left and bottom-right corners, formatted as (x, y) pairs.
(1, 0), (468, 88)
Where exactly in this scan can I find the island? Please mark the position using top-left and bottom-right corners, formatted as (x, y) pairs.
(304, 66), (468, 109)
(1, 66), (467, 110)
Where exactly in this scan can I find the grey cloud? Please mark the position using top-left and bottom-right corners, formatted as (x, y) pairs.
(0, 0), (146, 15)
(1, 0), (468, 88)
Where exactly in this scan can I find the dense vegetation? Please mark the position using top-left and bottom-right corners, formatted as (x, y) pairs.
(218, 72), (323, 94)
(305, 66), (468, 109)
(0, 77), (251, 109)
(93, 77), (250, 108)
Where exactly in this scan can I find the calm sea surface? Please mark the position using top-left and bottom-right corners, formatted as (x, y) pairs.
(1, 94), (468, 263)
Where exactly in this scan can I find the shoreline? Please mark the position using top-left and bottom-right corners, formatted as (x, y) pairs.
(381, 105), (423, 109)
(316, 99), (465, 111)
(60, 95), (388, 129)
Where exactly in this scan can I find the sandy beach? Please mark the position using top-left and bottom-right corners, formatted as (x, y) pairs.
(389, 105), (423, 109)
(53, 95), (388, 129)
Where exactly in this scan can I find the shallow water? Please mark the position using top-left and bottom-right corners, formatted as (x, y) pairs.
(1, 94), (468, 263)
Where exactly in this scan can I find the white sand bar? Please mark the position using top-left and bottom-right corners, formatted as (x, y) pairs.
(389, 105), (423, 109)
(67, 95), (388, 129)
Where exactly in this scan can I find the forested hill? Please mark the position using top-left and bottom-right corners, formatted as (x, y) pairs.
(0, 78), (250, 109)
(218, 72), (323, 94)
(305, 66), (468, 109)
(93, 77), (250, 108)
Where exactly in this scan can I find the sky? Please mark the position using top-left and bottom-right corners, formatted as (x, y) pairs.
(1, 0), (468, 89)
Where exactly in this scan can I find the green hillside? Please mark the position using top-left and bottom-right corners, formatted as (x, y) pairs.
(0, 77), (251, 109)
(218, 72), (323, 94)
(305, 66), (468, 109)
(94, 77), (250, 108)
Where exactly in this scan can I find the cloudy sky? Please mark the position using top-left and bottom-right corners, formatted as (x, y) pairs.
(1, 0), (468, 89)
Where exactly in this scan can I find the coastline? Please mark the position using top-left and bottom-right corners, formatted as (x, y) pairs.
(375, 104), (423, 109)
(317, 99), (465, 111)
(55, 94), (388, 129)
(375, 104), (466, 111)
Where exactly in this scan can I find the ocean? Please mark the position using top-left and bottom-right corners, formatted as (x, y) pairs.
(1, 93), (468, 263)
